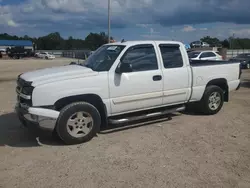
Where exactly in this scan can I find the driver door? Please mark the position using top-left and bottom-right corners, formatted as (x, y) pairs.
(108, 44), (163, 115)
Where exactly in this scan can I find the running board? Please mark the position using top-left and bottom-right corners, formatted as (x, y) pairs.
(108, 105), (185, 125)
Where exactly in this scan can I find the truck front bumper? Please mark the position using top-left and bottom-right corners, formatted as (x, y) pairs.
(15, 103), (60, 132)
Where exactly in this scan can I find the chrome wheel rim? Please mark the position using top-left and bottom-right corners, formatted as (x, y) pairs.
(208, 92), (221, 110)
(66, 112), (93, 138)
(247, 64), (250, 69)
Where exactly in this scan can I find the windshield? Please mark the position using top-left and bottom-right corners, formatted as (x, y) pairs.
(82, 45), (126, 71)
(188, 51), (200, 58)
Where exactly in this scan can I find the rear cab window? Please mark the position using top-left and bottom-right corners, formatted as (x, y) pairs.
(159, 44), (184, 68)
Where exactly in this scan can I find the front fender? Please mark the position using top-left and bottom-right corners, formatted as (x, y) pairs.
(32, 73), (109, 107)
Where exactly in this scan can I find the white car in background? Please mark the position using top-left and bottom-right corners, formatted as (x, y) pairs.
(188, 50), (223, 61)
(36, 52), (55, 59)
(201, 42), (210, 47)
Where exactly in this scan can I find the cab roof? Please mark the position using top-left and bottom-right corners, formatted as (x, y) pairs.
(105, 40), (184, 46)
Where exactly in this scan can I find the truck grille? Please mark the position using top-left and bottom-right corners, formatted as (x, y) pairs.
(16, 75), (33, 106)
(17, 76), (32, 87)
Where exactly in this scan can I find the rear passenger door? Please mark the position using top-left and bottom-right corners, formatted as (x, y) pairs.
(156, 43), (192, 105)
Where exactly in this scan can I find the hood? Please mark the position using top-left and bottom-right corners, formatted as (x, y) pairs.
(20, 65), (98, 86)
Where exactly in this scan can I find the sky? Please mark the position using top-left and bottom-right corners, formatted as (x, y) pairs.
(1, 0), (250, 43)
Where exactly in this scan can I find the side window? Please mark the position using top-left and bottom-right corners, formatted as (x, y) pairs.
(121, 45), (158, 72)
(200, 52), (216, 58)
(159, 44), (183, 68)
(207, 52), (216, 57)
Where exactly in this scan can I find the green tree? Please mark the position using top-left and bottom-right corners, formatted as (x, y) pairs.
(84, 32), (110, 50)
(221, 39), (230, 48)
(200, 36), (221, 47)
(0, 32), (113, 50)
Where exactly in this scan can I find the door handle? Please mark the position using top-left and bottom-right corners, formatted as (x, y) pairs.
(153, 75), (162, 81)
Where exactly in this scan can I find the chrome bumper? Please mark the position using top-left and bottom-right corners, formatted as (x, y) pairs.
(15, 104), (60, 132)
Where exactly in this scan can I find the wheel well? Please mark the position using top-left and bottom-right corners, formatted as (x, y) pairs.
(54, 94), (108, 128)
(206, 78), (229, 102)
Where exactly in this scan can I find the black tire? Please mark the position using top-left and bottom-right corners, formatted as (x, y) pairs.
(198, 85), (224, 115)
(45, 56), (48, 60)
(56, 102), (101, 145)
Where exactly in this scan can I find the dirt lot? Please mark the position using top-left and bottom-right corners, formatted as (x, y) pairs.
(0, 58), (250, 188)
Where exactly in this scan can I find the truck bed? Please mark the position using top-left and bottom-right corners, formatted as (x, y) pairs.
(189, 59), (239, 66)
(189, 59), (240, 102)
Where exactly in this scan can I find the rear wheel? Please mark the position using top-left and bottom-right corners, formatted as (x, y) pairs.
(199, 85), (224, 115)
(56, 102), (101, 145)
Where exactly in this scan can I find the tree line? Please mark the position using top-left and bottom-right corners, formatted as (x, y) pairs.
(200, 36), (250, 49)
(0, 32), (113, 51)
(1, 32), (250, 50)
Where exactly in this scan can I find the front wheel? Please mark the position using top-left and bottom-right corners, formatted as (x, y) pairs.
(56, 102), (101, 145)
(199, 85), (224, 115)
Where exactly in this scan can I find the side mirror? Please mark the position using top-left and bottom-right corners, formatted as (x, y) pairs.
(116, 62), (133, 73)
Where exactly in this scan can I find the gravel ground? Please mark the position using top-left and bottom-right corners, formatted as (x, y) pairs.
(0, 58), (250, 188)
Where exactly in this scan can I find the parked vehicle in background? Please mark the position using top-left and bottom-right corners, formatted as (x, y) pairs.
(36, 52), (55, 59)
(201, 42), (210, 47)
(15, 40), (241, 145)
(6, 46), (34, 59)
(188, 50), (223, 60)
(190, 41), (202, 48)
(0, 48), (6, 52)
(229, 53), (250, 69)
(190, 41), (211, 48)
(0, 49), (5, 58)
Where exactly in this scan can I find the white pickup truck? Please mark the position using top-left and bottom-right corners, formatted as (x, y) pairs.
(15, 40), (241, 144)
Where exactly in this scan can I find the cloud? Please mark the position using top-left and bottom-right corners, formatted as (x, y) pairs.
(3, 0), (250, 28)
(7, 19), (18, 27)
(182, 25), (196, 32)
(41, 0), (87, 13)
(140, 27), (164, 39)
(0, 5), (19, 27)
(1, 0), (250, 41)
(230, 28), (250, 37)
(136, 24), (151, 28)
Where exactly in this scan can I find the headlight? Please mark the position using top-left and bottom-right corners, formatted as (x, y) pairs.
(22, 86), (34, 95)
